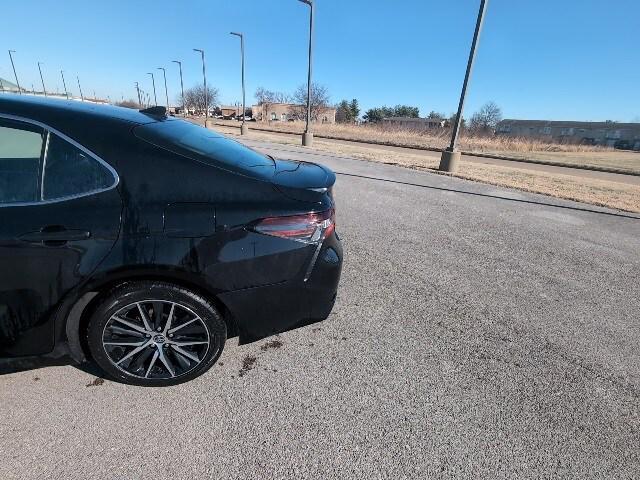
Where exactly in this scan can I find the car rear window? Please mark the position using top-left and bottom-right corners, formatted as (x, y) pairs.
(134, 119), (274, 175)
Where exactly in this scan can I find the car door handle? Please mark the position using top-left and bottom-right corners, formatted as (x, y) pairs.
(19, 228), (91, 244)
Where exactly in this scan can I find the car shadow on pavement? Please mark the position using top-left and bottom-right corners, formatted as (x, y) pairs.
(337, 171), (640, 221)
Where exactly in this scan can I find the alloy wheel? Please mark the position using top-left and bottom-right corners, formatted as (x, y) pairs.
(102, 300), (210, 379)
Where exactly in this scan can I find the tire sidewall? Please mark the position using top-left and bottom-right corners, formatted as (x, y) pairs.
(86, 282), (226, 387)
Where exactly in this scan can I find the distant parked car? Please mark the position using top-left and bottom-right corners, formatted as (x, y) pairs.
(614, 140), (631, 150)
(0, 95), (342, 386)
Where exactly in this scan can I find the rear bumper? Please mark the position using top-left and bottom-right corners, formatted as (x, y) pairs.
(218, 233), (343, 344)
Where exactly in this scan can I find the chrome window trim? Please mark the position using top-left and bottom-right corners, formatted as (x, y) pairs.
(39, 130), (51, 201)
(0, 113), (120, 208)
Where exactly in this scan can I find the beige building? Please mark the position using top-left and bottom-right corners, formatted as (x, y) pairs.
(251, 103), (336, 124)
(220, 105), (242, 117)
(497, 119), (640, 150)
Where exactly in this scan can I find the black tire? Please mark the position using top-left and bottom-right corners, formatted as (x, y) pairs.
(86, 281), (226, 387)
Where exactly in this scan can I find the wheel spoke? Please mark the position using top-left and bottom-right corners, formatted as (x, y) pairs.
(113, 316), (147, 334)
(157, 347), (176, 377)
(172, 349), (191, 369)
(168, 317), (197, 334)
(136, 303), (153, 332)
(109, 325), (146, 338)
(116, 342), (150, 365)
(145, 350), (160, 378)
(171, 345), (200, 363)
(104, 340), (146, 347)
(170, 340), (208, 347)
(162, 303), (176, 335)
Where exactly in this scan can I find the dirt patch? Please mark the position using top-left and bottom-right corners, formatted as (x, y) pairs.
(238, 355), (257, 377)
(85, 377), (105, 388)
(260, 339), (283, 351)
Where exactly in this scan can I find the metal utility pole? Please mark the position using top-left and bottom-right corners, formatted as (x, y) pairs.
(0, 78), (4, 92)
(158, 67), (169, 109)
(439, 0), (488, 173)
(60, 70), (69, 99)
(172, 60), (185, 116)
(298, 0), (314, 146)
(8, 50), (21, 94)
(37, 62), (47, 96)
(77, 76), (84, 101)
(193, 48), (208, 127)
(230, 31), (248, 135)
(135, 82), (142, 105)
(147, 72), (157, 105)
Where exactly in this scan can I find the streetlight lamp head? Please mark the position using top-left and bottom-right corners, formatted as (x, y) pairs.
(230, 31), (242, 37)
(298, 0), (312, 5)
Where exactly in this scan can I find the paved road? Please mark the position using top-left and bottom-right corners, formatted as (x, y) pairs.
(1, 137), (639, 479)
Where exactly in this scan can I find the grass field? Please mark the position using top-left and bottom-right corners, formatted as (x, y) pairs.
(213, 119), (640, 175)
(210, 123), (640, 214)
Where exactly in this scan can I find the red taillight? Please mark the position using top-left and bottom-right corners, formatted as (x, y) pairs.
(253, 208), (335, 243)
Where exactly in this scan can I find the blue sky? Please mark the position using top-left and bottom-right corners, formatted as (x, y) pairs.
(1, 0), (639, 121)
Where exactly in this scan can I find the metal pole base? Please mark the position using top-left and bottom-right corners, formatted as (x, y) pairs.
(241, 123), (249, 135)
(302, 132), (314, 147)
(439, 149), (461, 173)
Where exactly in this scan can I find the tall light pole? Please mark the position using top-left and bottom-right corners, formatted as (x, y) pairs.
(77, 76), (84, 101)
(158, 67), (169, 109)
(37, 62), (47, 96)
(172, 60), (185, 116)
(193, 48), (208, 127)
(298, 0), (314, 146)
(230, 31), (248, 135)
(439, 0), (489, 173)
(8, 50), (21, 94)
(147, 72), (157, 106)
(60, 70), (69, 99)
(135, 81), (142, 105)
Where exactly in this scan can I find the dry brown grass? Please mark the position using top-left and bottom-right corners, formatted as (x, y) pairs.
(214, 119), (640, 174)
(212, 124), (640, 213)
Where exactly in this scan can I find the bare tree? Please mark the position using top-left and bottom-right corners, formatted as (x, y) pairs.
(254, 87), (292, 104)
(469, 101), (502, 133)
(184, 84), (219, 114)
(289, 83), (331, 121)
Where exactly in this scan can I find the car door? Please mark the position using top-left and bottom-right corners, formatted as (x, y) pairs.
(0, 116), (122, 357)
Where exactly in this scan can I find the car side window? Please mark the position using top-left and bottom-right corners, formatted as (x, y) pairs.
(42, 133), (114, 200)
(0, 120), (45, 204)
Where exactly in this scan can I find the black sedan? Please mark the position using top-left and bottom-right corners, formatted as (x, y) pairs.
(0, 95), (342, 386)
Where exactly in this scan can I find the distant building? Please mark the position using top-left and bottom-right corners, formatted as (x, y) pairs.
(220, 105), (241, 117)
(497, 119), (640, 150)
(381, 117), (445, 130)
(0, 77), (24, 93)
(251, 103), (336, 124)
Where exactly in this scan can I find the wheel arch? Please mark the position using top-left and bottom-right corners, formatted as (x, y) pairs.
(63, 268), (238, 363)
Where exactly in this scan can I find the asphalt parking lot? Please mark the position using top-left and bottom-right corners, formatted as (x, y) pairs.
(1, 136), (639, 479)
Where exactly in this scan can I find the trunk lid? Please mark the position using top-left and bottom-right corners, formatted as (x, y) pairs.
(270, 158), (336, 203)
